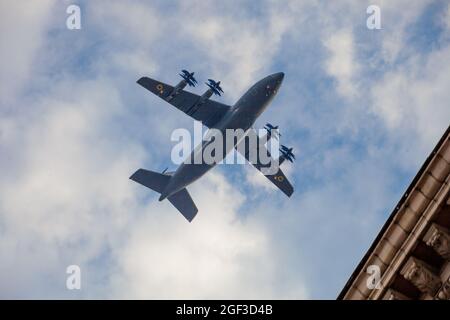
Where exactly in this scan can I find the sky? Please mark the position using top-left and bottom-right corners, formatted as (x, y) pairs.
(0, 0), (449, 299)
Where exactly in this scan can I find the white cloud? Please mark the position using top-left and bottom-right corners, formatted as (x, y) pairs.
(376, 0), (431, 64)
(0, 77), (145, 297)
(112, 171), (308, 299)
(178, 1), (297, 98)
(323, 29), (359, 99)
(445, 3), (450, 32)
(0, 0), (56, 105)
(370, 44), (450, 167)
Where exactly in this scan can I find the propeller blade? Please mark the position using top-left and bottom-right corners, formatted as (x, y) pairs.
(279, 145), (295, 163)
(205, 79), (223, 96)
(180, 69), (197, 87)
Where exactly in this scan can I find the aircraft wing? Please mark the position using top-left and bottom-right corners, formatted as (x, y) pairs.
(137, 76), (230, 128)
(235, 129), (294, 197)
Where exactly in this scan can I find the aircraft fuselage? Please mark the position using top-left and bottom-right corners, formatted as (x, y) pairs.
(158, 72), (284, 201)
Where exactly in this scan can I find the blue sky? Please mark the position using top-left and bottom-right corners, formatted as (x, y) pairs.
(0, 0), (449, 299)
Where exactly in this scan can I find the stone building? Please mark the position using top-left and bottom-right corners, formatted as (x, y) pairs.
(339, 126), (450, 300)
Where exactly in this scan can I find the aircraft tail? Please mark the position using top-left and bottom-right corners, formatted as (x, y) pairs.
(167, 188), (198, 222)
(130, 168), (171, 193)
(130, 168), (198, 222)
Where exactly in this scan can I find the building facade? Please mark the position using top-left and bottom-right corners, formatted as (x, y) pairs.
(339, 126), (450, 300)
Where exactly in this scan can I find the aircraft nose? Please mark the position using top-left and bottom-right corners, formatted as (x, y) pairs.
(272, 72), (284, 82)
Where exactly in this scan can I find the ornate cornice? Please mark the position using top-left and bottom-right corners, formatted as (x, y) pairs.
(339, 129), (450, 300)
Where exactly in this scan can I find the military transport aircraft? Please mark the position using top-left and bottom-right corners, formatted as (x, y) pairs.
(130, 70), (295, 222)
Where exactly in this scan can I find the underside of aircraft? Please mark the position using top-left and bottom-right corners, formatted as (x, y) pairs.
(130, 70), (295, 222)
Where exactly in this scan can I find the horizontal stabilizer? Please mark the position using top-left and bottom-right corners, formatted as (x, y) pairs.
(168, 188), (198, 222)
(129, 168), (170, 193)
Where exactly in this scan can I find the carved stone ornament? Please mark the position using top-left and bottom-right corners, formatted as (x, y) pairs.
(423, 223), (450, 260)
(400, 257), (441, 295)
(436, 277), (450, 300)
(382, 288), (410, 300)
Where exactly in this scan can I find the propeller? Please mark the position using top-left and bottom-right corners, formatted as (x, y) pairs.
(264, 123), (281, 140)
(205, 79), (224, 96)
(279, 144), (295, 163)
(179, 69), (198, 87)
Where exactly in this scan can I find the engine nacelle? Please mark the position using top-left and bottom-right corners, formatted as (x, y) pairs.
(185, 89), (214, 116)
(167, 70), (197, 101)
(201, 88), (214, 100)
(277, 155), (286, 166)
(166, 80), (187, 101)
(191, 88), (213, 108)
